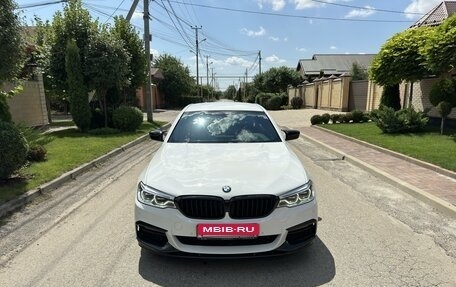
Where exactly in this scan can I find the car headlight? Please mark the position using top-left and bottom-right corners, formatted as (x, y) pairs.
(278, 180), (314, 208)
(137, 181), (176, 209)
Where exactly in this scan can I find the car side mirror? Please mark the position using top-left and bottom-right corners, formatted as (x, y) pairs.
(282, 129), (300, 141)
(149, 129), (166, 142)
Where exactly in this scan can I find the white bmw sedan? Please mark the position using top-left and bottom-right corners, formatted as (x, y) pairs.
(135, 102), (317, 257)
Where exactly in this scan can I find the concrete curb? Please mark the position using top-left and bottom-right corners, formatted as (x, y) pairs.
(313, 125), (456, 180)
(299, 131), (456, 219)
(0, 123), (171, 219)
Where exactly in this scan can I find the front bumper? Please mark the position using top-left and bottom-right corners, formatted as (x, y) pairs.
(135, 197), (317, 257)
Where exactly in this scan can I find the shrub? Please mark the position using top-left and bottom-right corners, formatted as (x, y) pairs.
(279, 93), (289, 106)
(0, 121), (29, 179)
(351, 110), (365, 123)
(112, 106), (143, 132)
(373, 106), (428, 133)
(330, 114), (341, 123)
(0, 93), (12, 122)
(255, 93), (274, 107)
(310, 115), (322, 125)
(321, 113), (330, 124)
(291, 97), (303, 109)
(429, 79), (456, 107)
(266, 95), (283, 110)
(27, 144), (47, 162)
(342, 113), (353, 123)
(363, 112), (371, 122)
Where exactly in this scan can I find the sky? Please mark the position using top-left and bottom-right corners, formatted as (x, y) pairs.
(15, 0), (444, 90)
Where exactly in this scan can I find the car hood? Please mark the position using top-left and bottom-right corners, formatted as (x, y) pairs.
(141, 143), (309, 199)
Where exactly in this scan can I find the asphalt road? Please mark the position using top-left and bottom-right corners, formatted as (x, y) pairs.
(1, 126), (456, 286)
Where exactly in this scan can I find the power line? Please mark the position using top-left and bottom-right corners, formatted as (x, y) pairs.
(103, 0), (127, 24)
(17, 0), (66, 9)
(310, 0), (425, 16)
(167, 0), (414, 23)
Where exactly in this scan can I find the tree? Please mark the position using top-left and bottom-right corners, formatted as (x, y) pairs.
(65, 39), (91, 131)
(429, 79), (456, 134)
(370, 27), (432, 108)
(350, 62), (368, 80)
(253, 66), (301, 93)
(49, 0), (96, 93)
(0, 0), (24, 83)
(224, 85), (237, 99)
(423, 14), (456, 75)
(112, 16), (146, 104)
(153, 54), (194, 106)
(370, 27), (432, 86)
(85, 28), (130, 127)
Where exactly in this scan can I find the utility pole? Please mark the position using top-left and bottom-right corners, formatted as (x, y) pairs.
(143, 0), (153, 122)
(191, 26), (202, 97)
(259, 50), (262, 75)
(206, 55), (209, 87)
(244, 68), (248, 100)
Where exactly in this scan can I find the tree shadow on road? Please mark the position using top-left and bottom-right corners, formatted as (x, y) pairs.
(138, 237), (335, 287)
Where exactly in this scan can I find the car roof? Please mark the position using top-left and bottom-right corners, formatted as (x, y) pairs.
(183, 102), (265, 112)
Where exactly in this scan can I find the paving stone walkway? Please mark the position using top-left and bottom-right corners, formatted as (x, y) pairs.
(299, 126), (456, 207)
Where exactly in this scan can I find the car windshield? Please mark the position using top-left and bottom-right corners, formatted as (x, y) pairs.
(168, 110), (281, 143)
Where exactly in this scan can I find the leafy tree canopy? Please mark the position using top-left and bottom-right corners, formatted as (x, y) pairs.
(153, 54), (194, 100)
(224, 85), (237, 100)
(49, 0), (97, 92)
(0, 0), (24, 83)
(350, 62), (368, 81)
(253, 66), (301, 93)
(369, 26), (433, 86)
(423, 14), (456, 75)
(112, 16), (146, 90)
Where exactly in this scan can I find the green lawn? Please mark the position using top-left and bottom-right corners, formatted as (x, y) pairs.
(0, 121), (164, 204)
(320, 122), (456, 172)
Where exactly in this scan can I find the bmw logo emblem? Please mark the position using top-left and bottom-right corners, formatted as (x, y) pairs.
(222, 186), (231, 193)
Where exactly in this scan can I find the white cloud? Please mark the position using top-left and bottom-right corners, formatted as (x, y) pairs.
(296, 47), (307, 52)
(404, 0), (441, 19)
(265, 54), (286, 63)
(345, 6), (375, 18)
(257, 0), (286, 11)
(240, 26), (266, 37)
(269, 36), (280, 41)
(293, 0), (322, 10)
(225, 56), (253, 67)
(330, 46), (337, 50)
(284, 37), (288, 42)
(132, 11), (142, 19)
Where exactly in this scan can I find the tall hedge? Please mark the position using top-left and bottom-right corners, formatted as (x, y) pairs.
(65, 39), (91, 131)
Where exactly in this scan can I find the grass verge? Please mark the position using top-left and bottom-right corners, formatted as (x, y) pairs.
(0, 121), (164, 204)
(320, 122), (456, 172)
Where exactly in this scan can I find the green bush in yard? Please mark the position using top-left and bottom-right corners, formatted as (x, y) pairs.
(266, 95), (283, 110)
(321, 113), (330, 124)
(342, 113), (353, 123)
(27, 144), (47, 162)
(0, 121), (29, 179)
(373, 106), (428, 133)
(330, 114), (341, 123)
(310, 115), (322, 125)
(351, 110), (365, 123)
(255, 93), (274, 107)
(112, 106), (143, 132)
(290, 96), (303, 109)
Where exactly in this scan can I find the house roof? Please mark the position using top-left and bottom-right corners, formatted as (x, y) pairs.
(296, 54), (376, 76)
(150, 68), (164, 80)
(410, 1), (456, 28)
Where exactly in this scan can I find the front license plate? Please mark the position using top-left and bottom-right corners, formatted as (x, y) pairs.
(197, 223), (260, 239)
